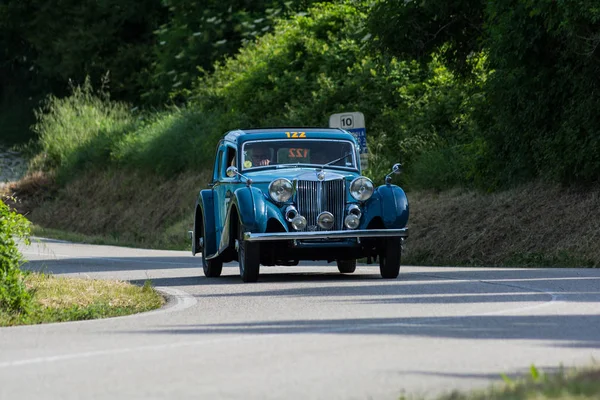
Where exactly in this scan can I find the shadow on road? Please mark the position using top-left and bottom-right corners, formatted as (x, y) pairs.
(135, 314), (600, 349)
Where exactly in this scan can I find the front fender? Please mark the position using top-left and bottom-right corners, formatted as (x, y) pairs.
(218, 186), (286, 253)
(232, 186), (268, 232)
(362, 184), (409, 229)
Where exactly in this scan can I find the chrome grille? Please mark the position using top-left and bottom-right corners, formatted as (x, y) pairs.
(296, 179), (345, 231)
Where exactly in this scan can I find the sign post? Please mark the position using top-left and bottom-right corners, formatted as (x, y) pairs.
(328, 112), (368, 170)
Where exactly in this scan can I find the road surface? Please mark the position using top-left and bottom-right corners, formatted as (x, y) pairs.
(2, 238), (599, 399)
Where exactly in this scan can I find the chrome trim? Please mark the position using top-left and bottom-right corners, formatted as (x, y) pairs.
(347, 204), (361, 218)
(296, 179), (345, 231)
(243, 228), (408, 242)
(285, 205), (298, 222)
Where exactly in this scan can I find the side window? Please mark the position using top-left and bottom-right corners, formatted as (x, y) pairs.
(214, 149), (224, 182)
(225, 147), (237, 171)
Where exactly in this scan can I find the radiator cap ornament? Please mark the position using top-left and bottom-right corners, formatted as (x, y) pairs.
(317, 170), (325, 180)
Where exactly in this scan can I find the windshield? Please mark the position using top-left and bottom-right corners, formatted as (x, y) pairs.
(241, 139), (357, 171)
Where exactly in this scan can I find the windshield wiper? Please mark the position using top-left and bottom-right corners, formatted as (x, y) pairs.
(323, 152), (352, 168)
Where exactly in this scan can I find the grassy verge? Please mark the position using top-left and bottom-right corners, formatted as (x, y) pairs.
(426, 366), (600, 400)
(0, 273), (165, 327)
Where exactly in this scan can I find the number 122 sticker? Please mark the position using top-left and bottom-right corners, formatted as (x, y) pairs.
(285, 132), (306, 138)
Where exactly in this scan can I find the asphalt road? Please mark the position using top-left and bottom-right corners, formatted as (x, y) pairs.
(2, 238), (599, 400)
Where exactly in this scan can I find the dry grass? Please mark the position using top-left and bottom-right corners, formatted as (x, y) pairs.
(406, 182), (600, 267)
(26, 169), (210, 249)
(8, 169), (600, 267)
(0, 171), (56, 215)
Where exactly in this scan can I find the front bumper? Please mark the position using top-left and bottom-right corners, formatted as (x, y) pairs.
(243, 228), (408, 242)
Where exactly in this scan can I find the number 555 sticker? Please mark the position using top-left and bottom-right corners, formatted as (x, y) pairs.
(285, 132), (306, 138)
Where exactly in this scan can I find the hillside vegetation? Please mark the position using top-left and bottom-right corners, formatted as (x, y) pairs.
(2, 1), (600, 266)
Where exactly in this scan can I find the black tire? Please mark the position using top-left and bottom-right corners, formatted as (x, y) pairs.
(337, 259), (356, 274)
(201, 220), (223, 278)
(238, 221), (260, 282)
(379, 237), (401, 279)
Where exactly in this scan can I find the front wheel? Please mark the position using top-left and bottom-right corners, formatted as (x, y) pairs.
(238, 221), (260, 282)
(337, 259), (356, 274)
(379, 237), (401, 279)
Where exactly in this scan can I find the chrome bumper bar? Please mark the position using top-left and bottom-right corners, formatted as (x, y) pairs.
(243, 228), (408, 242)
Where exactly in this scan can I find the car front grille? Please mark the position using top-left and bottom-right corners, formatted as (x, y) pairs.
(296, 179), (346, 231)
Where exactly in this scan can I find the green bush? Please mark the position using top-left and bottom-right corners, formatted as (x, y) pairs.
(367, 0), (600, 188)
(0, 199), (32, 313)
(34, 78), (137, 181)
(148, 0), (329, 104)
(112, 108), (227, 175)
(187, 1), (480, 188)
(31, 1), (484, 190)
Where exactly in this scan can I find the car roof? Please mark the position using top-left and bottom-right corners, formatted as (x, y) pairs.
(223, 127), (358, 144)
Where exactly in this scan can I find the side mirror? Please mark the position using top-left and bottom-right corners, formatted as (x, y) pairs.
(226, 166), (238, 178)
(226, 166), (253, 186)
(385, 163), (402, 184)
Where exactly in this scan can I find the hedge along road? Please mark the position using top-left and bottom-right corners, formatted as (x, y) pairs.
(2, 238), (599, 400)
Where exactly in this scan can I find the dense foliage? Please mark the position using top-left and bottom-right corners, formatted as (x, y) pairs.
(369, 0), (600, 187)
(35, 2), (477, 189)
(0, 199), (31, 314)
(482, 1), (600, 185)
(0, 0), (165, 101)
(149, 0), (329, 103)
(4, 0), (600, 188)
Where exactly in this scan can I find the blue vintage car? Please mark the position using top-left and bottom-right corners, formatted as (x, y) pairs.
(191, 128), (409, 282)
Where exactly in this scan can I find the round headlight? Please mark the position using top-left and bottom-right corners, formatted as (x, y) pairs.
(344, 214), (360, 230)
(350, 177), (374, 201)
(291, 215), (307, 231)
(317, 211), (334, 230)
(268, 178), (293, 202)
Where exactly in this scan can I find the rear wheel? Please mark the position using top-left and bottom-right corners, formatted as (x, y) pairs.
(337, 259), (356, 274)
(238, 221), (260, 282)
(200, 221), (222, 277)
(379, 237), (401, 279)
